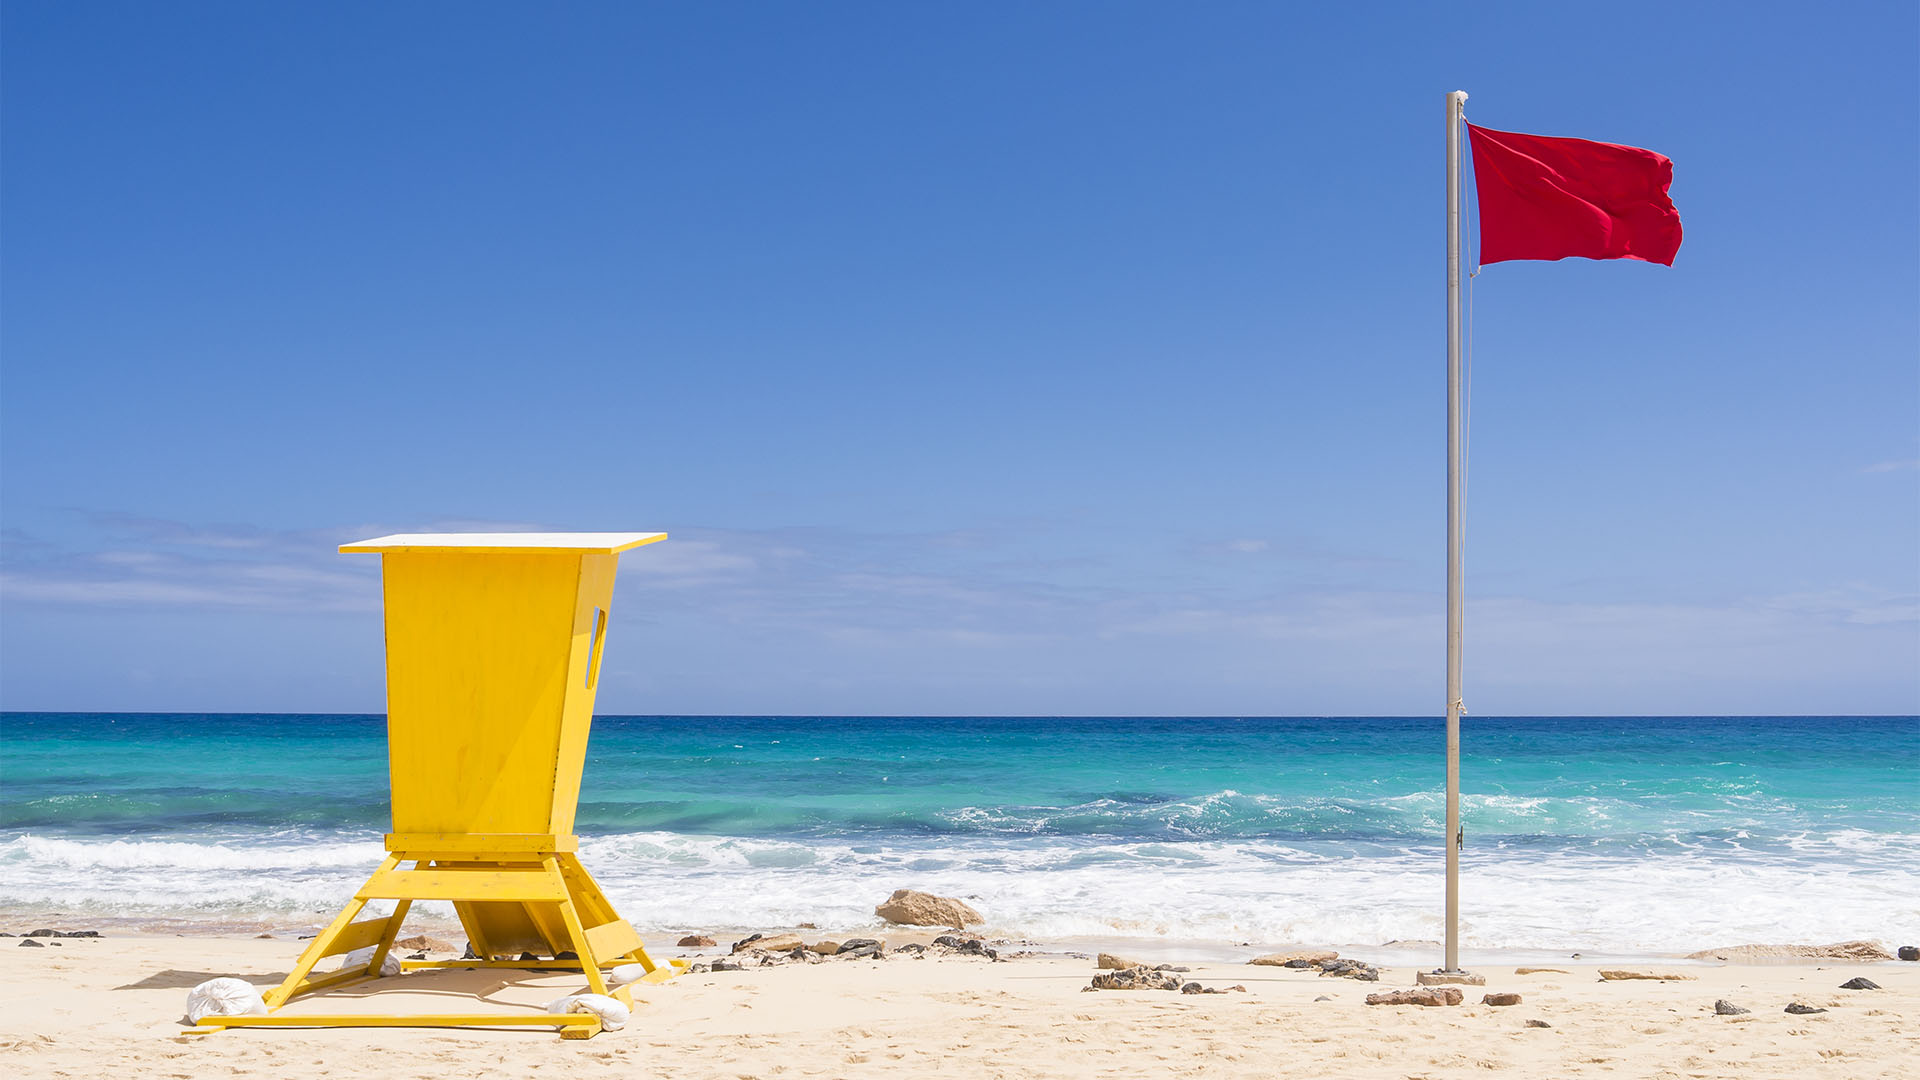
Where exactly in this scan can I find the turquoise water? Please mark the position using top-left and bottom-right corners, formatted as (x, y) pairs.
(3, 713), (1915, 953)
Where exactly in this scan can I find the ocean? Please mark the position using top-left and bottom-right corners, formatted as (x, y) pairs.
(2, 714), (1915, 958)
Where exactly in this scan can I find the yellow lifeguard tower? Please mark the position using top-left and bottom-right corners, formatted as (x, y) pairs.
(196, 532), (681, 1038)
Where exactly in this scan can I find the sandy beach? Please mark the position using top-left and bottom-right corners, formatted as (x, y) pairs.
(4, 929), (1913, 1079)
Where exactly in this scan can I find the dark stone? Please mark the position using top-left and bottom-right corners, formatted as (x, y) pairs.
(1838, 977), (1880, 990)
(1180, 982), (1204, 994)
(1318, 958), (1380, 981)
(1714, 1000), (1750, 1015)
(732, 933), (764, 951)
(932, 934), (978, 949)
(1088, 966), (1185, 991)
(941, 937), (998, 960)
(1313, 994), (1332, 1001)
(1284, 958), (1316, 969)
(50, 942), (62, 947)
(59, 931), (101, 938)
(1784, 1003), (1827, 1015)
(26, 929), (56, 937)
(462, 943), (479, 959)
(0, 933), (11, 937)
(518, 952), (539, 962)
(710, 958), (745, 972)
(554, 951), (578, 961)
(1897, 945), (1918, 962)
(1525, 1019), (1552, 1029)
(18, 939), (44, 947)
(893, 943), (928, 955)
(1482, 993), (1522, 1006)
(836, 937), (889, 959)
(407, 952), (427, 960)
(1154, 964), (1191, 973)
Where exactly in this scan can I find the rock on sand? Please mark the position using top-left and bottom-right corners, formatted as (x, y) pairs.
(874, 889), (983, 928)
(1087, 966), (1184, 991)
(1249, 950), (1338, 967)
(1683, 940), (1892, 962)
(1365, 987), (1462, 1007)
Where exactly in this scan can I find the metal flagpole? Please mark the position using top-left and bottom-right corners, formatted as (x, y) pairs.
(1442, 88), (1471, 979)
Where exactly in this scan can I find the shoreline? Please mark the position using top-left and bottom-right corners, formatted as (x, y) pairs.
(4, 909), (1908, 969)
(2, 929), (1914, 1079)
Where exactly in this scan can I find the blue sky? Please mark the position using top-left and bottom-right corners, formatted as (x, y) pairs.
(3, 2), (1915, 715)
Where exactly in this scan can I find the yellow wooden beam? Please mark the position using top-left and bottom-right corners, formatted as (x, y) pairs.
(197, 1012), (601, 1031)
(261, 856), (397, 1008)
(386, 833), (576, 854)
(319, 917), (395, 958)
(283, 969), (377, 998)
(545, 857), (610, 997)
(582, 919), (643, 964)
(398, 958), (614, 971)
(356, 869), (568, 902)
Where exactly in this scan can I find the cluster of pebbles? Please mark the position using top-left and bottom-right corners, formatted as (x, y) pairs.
(5, 928), (101, 947)
(681, 931), (1022, 972)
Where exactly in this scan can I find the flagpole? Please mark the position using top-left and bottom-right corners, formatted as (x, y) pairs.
(1443, 88), (1469, 978)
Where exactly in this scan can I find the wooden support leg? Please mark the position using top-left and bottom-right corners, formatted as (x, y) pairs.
(543, 858), (610, 997)
(556, 851), (657, 970)
(262, 855), (400, 1008)
(365, 887), (416, 976)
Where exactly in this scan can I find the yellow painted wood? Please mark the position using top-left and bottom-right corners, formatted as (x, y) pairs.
(554, 851), (655, 967)
(582, 919), (643, 964)
(550, 553), (616, 833)
(238, 533), (671, 1038)
(283, 969), (377, 997)
(357, 868), (569, 902)
(340, 532), (665, 555)
(546, 857), (610, 997)
(386, 833), (576, 854)
(379, 551), (580, 835)
(321, 917), (398, 958)
(366, 892), (414, 975)
(197, 1012), (602, 1030)
(398, 959), (616, 971)
(262, 856), (396, 1007)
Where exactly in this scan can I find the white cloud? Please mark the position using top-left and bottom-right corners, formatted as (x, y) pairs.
(4, 512), (1915, 714)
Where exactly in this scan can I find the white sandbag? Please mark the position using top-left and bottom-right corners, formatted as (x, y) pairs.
(338, 945), (403, 976)
(544, 993), (630, 1031)
(185, 977), (268, 1024)
(605, 963), (650, 988)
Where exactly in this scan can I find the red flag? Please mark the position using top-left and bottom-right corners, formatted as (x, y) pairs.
(1467, 124), (1682, 266)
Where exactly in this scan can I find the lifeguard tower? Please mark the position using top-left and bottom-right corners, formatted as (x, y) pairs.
(195, 532), (681, 1038)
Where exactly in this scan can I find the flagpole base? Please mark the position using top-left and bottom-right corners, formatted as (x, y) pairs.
(1418, 969), (1486, 986)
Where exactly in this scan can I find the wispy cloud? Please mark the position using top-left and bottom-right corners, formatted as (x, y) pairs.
(1862, 459), (1920, 474)
(5, 512), (1915, 714)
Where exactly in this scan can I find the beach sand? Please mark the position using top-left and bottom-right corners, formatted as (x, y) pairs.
(2, 932), (1913, 1078)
